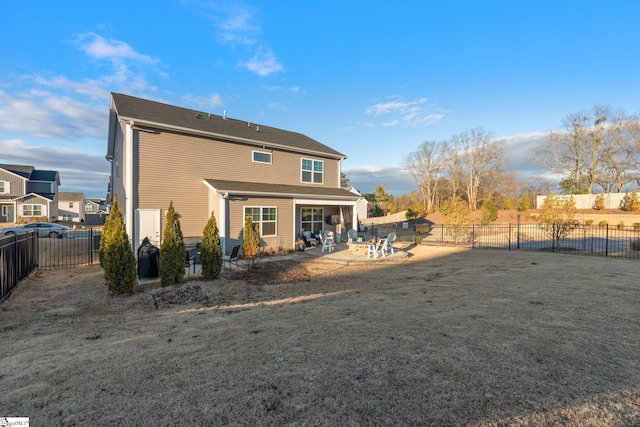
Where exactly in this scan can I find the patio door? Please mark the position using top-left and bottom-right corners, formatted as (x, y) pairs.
(301, 207), (323, 235)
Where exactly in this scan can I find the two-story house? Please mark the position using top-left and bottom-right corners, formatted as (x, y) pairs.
(58, 192), (86, 222)
(106, 93), (362, 255)
(0, 164), (60, 223)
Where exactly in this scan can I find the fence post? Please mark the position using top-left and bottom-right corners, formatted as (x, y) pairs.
(605, 224), (609, 257)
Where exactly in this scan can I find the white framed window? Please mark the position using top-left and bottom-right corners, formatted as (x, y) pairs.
(244, 206), (277, 237)
(22, 204), (43, 217)
(252, 150), (272, 164)
(85, 202), (95, 212)
(301, 207), (324, 235)
(0, 181), (9, 194)
(301, 158), (324, 184)
(69, 202), (74, 208)
(1, 206), (7, 216)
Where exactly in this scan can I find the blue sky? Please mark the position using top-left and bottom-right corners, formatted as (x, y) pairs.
(1, 1), (639, 198)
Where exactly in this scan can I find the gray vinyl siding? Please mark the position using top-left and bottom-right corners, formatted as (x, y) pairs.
(136, 128), (340, 240)
(111, 123), (127, 218)
(0, 170), (26, 197)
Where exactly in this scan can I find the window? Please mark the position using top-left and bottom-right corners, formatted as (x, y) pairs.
(0, 181), (8, 194)
(244, 206), (277, 237)
(252, 150), (272, 164)
(301, 207), (324, 235)
(85, 202), (95, 212)
(22, 204), (43, 217)
(69, 202), (74, 208)
(1, 206), (7, 216)
(301, 159), (323, 183)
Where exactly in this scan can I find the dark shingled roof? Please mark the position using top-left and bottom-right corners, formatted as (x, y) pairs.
(111, 93), (346, 159)
(0, 164), (34, 179)
(204, 179), (361, 200)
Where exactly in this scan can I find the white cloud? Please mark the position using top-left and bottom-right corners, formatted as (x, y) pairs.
(0, 90), (105, 139)
(343, 164), (416, 195)
(240, 48), (283, 76)
(181, 93), (224, 111)
(77, 33), (158, 64)
(365, 96), (444, 128)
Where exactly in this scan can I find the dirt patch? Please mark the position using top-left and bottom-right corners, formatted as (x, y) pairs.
(0, 247), (638, 426)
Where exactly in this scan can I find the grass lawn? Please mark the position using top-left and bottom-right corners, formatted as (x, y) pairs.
(0, 246), (638, 426)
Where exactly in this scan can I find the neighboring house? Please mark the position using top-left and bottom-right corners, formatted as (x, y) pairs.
(106, 93), (363, 255)
(84, 198), (109, 225)
(0, 164), (60, 223)
(58, 192), (86, 222)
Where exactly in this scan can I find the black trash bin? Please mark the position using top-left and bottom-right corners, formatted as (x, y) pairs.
(137, 237), (159, 279)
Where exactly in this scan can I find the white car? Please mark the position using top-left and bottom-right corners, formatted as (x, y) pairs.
(1, 222), (69, 238)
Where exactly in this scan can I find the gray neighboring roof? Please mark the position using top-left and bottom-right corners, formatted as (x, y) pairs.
(0, 164), (35, 179)
(58, 192), (85, 201)
(0, 164), (59, 183)
(13, 192), (56, 202)
(204, 179), (361, 201)
(110, 93), (346, 160)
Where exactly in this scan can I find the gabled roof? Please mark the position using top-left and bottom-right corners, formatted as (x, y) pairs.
(0, 164), (59, 184)
(204, 179), (361, 201)
(58, 192), (85, 201)
(0, 164), (34, 179)
(13, 192), (56, 202)
(109, 93), (346, 160)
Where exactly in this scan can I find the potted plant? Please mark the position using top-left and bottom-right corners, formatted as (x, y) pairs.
(296, 237), (306, 252)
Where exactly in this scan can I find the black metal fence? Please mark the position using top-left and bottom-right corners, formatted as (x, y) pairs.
(0, 231), (38, 303)
(36, 228), (102, 270)
(362, 222), (640, 260)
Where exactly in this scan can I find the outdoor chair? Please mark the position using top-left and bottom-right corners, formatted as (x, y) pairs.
(367, 238), (387, 259)
(385, 232), (396, 255)
(319, 230), (334, 252)
(347, 229), (358, 242)
(223, 245), (241, 269)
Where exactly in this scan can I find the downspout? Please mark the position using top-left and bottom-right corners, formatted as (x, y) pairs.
(125, 120), (135, 251)
(219, 193), (227, 255)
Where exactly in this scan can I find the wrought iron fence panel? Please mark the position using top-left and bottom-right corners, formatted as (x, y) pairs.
(0, 231), (38, 303)
(36, 228), (102, 270)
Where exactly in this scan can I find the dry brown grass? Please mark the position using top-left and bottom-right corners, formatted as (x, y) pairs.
(0, 246), (639, 426)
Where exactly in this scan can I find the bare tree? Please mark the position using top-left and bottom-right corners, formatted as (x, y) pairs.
(534, 105), (636, 194)
(403, 139), (449, 213)
(450, 127), (505, 210)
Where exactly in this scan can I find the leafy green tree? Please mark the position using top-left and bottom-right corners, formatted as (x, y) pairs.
(517, 193), (531, 211)
(159, 201), (186, 286)
(479, 199), (498, 225)
(242, 215), (260, 267)
(537, 194), (580, 246)
(200, 211), (223, 279)
(440, 196), (471, 243)
(99, 196), (136, 294)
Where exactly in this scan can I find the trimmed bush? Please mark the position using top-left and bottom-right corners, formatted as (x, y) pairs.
(598, 220), (608, 228)
(617, 222), (625, 230)
(633, 222), (640, 231)
(99, 196), (136, 294)
(200, 211), (223, 280)
(242, 215), (260, 267)
(585, 219), (594, 226)
(159, 201), (186, 286)
(593, 194), (606, 210)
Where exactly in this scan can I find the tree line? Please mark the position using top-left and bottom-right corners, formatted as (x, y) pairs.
(355, 105), (640, 216)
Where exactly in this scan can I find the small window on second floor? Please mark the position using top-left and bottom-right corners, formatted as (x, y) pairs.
(0, 181), (8, 194)
(253, 150), (272, 164)
(69, 202), (74, 208)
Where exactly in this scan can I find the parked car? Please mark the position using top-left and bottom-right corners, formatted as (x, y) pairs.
(0, 222), (69, 238)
